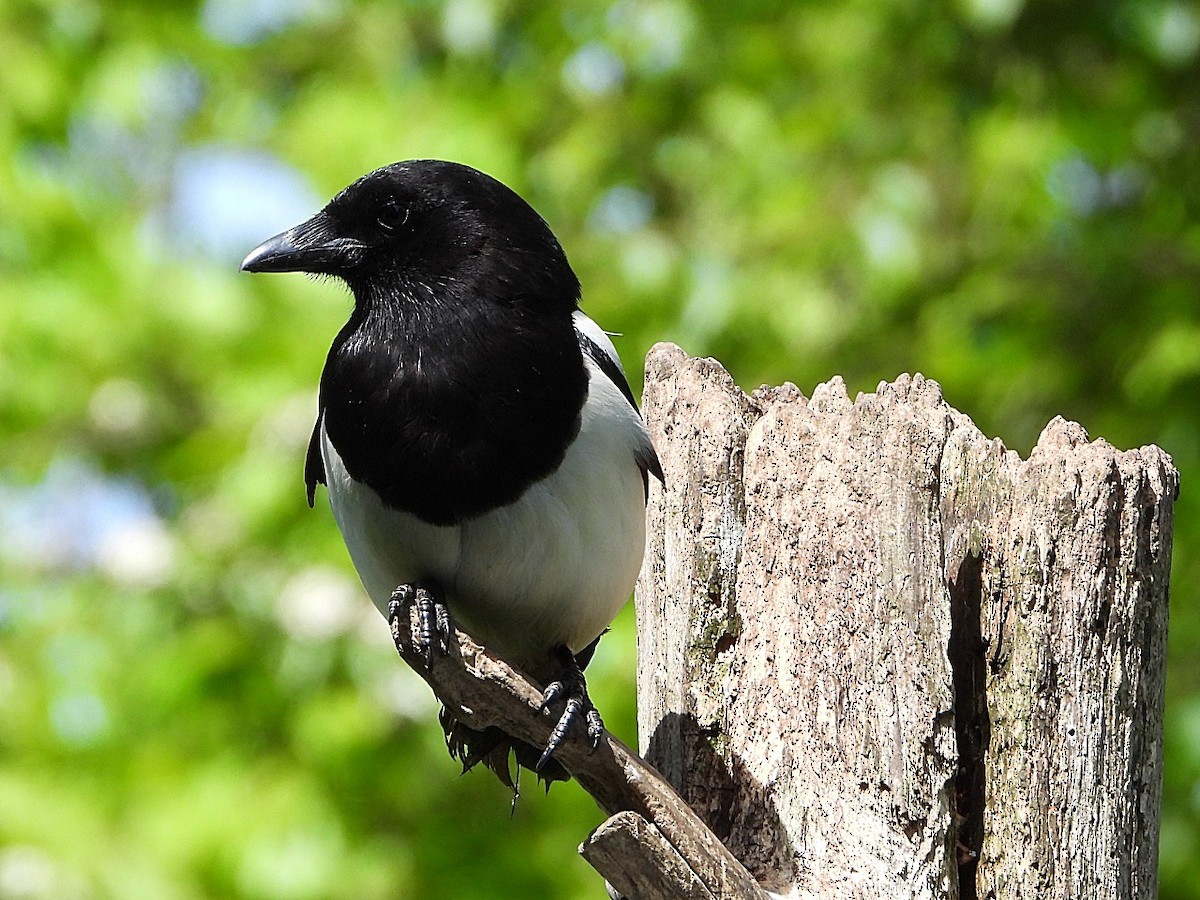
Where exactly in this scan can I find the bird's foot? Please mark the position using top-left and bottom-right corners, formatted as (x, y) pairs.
(535, 646), (604, 771)
(388, 582), (452, 670)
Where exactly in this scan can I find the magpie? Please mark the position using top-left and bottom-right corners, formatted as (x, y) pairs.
(241, 159), (661, 786)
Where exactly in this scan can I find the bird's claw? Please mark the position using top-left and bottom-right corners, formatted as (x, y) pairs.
(388, 583), (451, 669)
(535, 649), (604, 771)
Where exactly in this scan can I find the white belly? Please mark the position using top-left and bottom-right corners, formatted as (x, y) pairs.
(321, 356), (648, 665)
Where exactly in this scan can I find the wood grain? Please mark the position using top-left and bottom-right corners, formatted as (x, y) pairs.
(635, 343), (1175, 899)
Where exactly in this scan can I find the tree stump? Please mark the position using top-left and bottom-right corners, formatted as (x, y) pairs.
(634, 343), (1176, 899)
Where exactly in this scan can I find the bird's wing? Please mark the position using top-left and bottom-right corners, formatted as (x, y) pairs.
(572, 311), (664, 488)
(305, 412), (327, 507)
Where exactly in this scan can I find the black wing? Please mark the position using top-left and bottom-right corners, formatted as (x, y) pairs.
(576, 330), (638, 411)
(305, 413), (326, 507)
(575, 328), (664, 490)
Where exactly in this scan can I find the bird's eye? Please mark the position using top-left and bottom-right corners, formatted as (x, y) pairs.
(377, 200), (407, 232)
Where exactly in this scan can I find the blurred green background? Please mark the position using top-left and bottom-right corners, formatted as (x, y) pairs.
(2, 0), (1198, 896)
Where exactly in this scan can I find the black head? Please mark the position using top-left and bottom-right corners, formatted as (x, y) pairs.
(241, 160), (580, 312)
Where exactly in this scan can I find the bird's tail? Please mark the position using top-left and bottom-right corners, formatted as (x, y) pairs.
(438, 706), (571, 791)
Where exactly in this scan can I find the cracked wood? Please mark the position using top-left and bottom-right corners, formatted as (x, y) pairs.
(635, 343), (1176, 900)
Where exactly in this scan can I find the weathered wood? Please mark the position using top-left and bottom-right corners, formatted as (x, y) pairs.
(941, 416), (1175, 899)
(635, 343), (1176, 900)
(581, 811), (715, 900)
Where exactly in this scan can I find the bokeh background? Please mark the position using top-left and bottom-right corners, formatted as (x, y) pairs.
(2, 0), (1198, 897)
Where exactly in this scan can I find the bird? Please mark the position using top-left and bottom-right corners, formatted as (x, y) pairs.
(241, 159), (661, 787)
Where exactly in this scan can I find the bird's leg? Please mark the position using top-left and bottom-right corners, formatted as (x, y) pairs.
(536, 645), (605, 770)
(388, 582), (452, 670)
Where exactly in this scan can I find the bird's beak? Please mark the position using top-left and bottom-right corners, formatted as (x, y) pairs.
(240, 212), (364, 274)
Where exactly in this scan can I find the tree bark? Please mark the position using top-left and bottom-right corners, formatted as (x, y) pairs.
(635, 343), (1176, 899)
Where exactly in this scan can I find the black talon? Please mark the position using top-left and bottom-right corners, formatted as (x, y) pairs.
(391, 585), (420, 643)
(585, 708), (605, 747)
(435, 601), (452, 656)
(535, 646), (605, 771)
(537, 680), (565, 711)
(388, 582), (451, 669)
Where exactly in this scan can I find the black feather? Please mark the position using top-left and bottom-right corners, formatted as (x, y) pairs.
(575, 329), (663, 493)
(314, 162), (590, 525)
(304, 413), (326, 507)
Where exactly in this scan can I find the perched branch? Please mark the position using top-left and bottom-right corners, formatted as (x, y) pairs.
(388, 605), (770, 900)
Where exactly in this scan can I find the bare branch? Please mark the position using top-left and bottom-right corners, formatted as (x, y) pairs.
(580, 811), (715, 900)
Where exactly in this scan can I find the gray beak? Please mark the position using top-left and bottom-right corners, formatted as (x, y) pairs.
(240, 213), (364, 274)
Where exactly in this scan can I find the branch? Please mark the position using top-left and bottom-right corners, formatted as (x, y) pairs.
(388, 603), (770, 900)
(580, 811), (716, 900)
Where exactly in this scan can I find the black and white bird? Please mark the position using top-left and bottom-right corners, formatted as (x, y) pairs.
(241, 159), (661, 785)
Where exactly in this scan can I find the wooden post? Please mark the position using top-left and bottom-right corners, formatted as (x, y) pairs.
(633, 343), (1176, 899)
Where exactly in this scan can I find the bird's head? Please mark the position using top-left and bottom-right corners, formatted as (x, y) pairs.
(241, 160), (580, 312)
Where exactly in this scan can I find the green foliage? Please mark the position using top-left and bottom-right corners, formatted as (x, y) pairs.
(2, 0), (1199, 896)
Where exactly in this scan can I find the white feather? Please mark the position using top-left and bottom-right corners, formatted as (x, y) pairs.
(321, 314), (650, 665)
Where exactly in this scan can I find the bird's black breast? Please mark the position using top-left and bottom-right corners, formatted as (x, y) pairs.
(319, 303), (588, 526)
